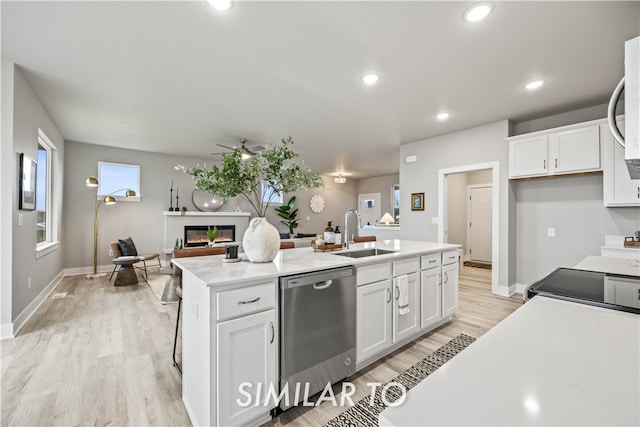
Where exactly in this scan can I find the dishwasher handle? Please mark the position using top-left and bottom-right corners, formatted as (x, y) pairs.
(313, 280), (333, 290)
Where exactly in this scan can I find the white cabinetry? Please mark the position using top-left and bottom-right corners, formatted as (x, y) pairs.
(420, 251), (458, 330)
(182, 274), (277, 427)
(217, 310), (276, 426)
(508, 122), (601, 179)
(602, 119), (640, 206)
(392, 258), (420, 343)
(356, 278), (392, 363)
(604, 276), (640, 308)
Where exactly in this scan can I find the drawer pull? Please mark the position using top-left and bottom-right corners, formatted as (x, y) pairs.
(448, 256), (456, 260)
(238, 297), (260, 305)
(428, 259), (437, 263)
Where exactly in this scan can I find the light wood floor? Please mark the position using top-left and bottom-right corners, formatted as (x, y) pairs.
(0, 266), (521, 427)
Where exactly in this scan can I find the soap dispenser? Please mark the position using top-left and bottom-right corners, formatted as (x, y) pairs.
(323, 221), (335, 244)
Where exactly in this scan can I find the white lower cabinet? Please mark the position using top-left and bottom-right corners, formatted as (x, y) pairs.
(420, 267), (442, 329)
(217, 309), (277, 427)
(356, 279), (393, 363)
(421, 252), (459, 330)
(442, 262), (459, 318)
(392, 272), (420, 343)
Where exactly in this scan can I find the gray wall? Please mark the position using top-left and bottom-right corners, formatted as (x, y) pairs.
(356, 174), (399, 221)
(64, 141), (359, 268)
(6, 64), (66, 323)
(515, 174), (639, 285)
(399, 120), (515, 293)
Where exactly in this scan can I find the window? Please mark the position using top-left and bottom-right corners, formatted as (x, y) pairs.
(261, 181), (283, 204)
(392, 184), (400, 224)
(36, 129), (57, 251)
(98, 162), (140, 200)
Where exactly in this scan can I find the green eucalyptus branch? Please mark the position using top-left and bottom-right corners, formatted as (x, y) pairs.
(176, 137), (324, 218)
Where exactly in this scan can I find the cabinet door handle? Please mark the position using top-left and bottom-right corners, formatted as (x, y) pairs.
(555, 158), (558, 168)
(444, 272), (449, 284)
(238, 297), (260, 305)
(438, 273), (442, 286)
(269, 322), (275, 344)
(637, 187), (639, 199)
(543, 160), (546, 169)
(386, 288), (391, 303)
(394, 285), (400, 300)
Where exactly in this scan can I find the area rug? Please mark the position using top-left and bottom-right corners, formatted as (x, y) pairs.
(325, 334), (476, 427)
(140, 267), (179, 304)
(463, 260), (492, 269)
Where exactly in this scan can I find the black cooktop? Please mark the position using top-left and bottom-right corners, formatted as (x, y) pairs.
(526, 268), (640, 314)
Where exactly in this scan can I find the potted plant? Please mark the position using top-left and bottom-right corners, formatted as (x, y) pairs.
(177, 137), (323, 262)
(206, 226), (218, 246)
(275, 196), (299, 238)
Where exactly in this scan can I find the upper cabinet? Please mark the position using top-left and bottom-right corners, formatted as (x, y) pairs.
(602, 118), (640, 207)
(508, 121), (601, 179)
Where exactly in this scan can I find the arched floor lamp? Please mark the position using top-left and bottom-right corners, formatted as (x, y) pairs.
(85, 176), (136, 279)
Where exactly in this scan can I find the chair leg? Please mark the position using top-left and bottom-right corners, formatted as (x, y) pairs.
(173, 299), (182, 375)
(142, 259), (148, 280)
(109, 264), (118, 281)
(155, 256), (161, 269)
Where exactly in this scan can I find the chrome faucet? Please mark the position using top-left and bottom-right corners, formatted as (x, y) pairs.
(344, 209), (361, 249)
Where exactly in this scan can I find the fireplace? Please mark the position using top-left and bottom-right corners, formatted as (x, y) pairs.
(184, 225), (236, 247)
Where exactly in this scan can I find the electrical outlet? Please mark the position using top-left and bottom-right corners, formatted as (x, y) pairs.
(431, 217), (439, 224)
(547, 227), (556, 238)
(28, 277), (31, 289)
(18, 213), (23, 227)
(306, 216), (311, 222)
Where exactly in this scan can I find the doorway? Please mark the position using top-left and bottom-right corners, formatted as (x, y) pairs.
(438, 162), (500, 295)
(357, 193), (381, 226)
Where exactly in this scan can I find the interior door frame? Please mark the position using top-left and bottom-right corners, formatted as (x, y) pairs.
(438, 162), (499, 295)
(466, 184), (493, 263)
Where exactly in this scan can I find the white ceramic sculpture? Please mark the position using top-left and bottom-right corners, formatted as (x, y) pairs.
(242, 217), (280, 262)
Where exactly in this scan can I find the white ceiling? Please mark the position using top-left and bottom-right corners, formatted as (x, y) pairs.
(2, 1), (638, 179)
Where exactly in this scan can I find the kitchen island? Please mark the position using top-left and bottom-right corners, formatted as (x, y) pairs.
(172, 239), (460, 427)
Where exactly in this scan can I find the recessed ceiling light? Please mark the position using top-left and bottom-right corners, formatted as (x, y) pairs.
(436, 112), (450, 121)
(362, 73), (380, 85)
(207, 0), (232, 11)
(525, 80), (545, 90)
(464, 2), (493, 22)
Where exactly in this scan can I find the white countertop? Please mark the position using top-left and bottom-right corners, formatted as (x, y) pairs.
(171, 239), (459, 287)
(379, 296), (640, 426)
(574, 255), (640, 277)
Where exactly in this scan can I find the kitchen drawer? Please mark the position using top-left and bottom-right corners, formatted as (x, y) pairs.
(216, 281), (276, 321)
(421, 253), (441, 270)
(357, 262), (392, 286)
(393, 257), (420, 277)
(442, 250), (459, 265)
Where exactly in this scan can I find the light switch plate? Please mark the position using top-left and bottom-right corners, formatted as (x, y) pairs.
(547, 227), (556, 237)
(431, 217), (439, 224)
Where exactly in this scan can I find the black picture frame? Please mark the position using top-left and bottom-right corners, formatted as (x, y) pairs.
(411, 192), (424, 211)
(19, 153), (37, 211)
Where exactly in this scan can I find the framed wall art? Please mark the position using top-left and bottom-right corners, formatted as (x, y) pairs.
(19, 153), (37, 211)
(411, 192), (424, 211)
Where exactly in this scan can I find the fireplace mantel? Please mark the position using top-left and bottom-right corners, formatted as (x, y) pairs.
(163, 211), (251, 253)
(163, 211), (251, 217)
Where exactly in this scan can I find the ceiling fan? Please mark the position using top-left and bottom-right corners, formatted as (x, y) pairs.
(210, 138), (266, 158)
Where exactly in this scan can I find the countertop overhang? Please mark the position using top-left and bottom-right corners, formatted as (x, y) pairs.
(171, 239), (460, 288)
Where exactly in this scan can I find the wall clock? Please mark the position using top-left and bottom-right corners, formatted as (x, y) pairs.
(309, 194), (325, 214)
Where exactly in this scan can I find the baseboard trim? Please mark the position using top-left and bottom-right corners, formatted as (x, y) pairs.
(1, 322), (14, 340)
(12, 270), (65, 337)
(63, 264), (114, 277)
(513, 282), (528, 295)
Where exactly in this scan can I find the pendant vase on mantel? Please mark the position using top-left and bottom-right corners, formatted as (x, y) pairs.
(242, 217), (280, 263)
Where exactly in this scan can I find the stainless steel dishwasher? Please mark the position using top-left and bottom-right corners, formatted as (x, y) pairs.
(279, 266), (356, 410)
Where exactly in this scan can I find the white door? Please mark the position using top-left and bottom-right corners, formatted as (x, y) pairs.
(420, 267), (442, 329)
(392, 272), (420, 343)
(358, 192), (381, 227)
(468, 186), (492, 263)
(356, 279), (392, 363)
(217, 310), (276, 426)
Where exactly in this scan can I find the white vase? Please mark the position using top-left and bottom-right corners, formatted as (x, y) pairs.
(242, 217), (280, 263)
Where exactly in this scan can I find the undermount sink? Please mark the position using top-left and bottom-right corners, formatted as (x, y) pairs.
(332, 248), (396, 258)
